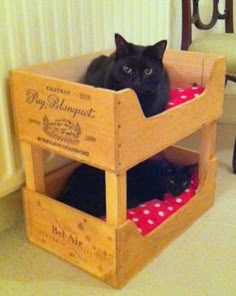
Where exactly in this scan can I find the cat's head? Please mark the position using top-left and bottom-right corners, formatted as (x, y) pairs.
(165, 161), (197, 196)
(110, 33), (167, 94)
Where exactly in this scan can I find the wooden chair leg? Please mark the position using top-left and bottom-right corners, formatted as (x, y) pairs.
(233, 136), (236, 174)
(105, 171), (126, 226)
(198, 121), (217, 183)
(21, 142), (45, 193)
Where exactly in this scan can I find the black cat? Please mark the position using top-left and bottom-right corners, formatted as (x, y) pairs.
(58, 158), (197, 218)
(84, 33), (170, 117)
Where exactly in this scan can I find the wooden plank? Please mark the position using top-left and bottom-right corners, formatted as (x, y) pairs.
(10, 71), (116, 171)
(198, 122), (217, 183)
(105, 171), (127, 226)
(15, 49), (113, 83)
(202, 53), (226, 87)
(21, 142), (45, 193)
(163, 49), (204, 88)
(23, 188), (116, 283)
(162, 145), (199, 165)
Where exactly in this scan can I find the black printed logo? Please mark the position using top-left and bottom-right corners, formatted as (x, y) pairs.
(42, 115), (81, 145)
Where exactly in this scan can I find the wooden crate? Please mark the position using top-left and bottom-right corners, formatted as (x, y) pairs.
(10, 49), (225, 288)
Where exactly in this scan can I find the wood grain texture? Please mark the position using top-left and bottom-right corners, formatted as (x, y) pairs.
(10, 70), (116, 171)
(23, 188), (116, 284)
(21, 142), (45, 193)
(162, 145), (199, 165)
(199, 122), (217, 183)
(105, 171), (127, 226)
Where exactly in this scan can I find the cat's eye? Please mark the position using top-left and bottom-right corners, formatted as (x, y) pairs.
(122, 65), (132, 74)
(169, 179), (176, 185)
(144, 68), (153, 75)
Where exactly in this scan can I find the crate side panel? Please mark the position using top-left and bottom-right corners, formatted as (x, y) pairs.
(115, 157), (217, 288)
(10, 72), (116, 170)
(162, 146), (200, 165)
(202, 54), (225, 87)
(116, 55), (225, 172)
(20, 49), (113, 82)
(23, 188), (116, 282)
(163, 50), (205, 88)
(116, 91), (220, 171)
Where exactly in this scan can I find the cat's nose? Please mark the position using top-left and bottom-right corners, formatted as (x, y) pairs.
(133, 78), (142, 86)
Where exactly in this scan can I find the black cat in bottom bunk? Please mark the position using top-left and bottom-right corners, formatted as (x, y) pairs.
(84, 33), (170, 117)
(58, 159), (197, 218)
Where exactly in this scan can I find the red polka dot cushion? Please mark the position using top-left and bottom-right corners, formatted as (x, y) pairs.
(166, 85), (204, 110)
(127, 171), (199, 235)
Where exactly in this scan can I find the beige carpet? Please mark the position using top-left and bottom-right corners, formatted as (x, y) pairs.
(0, 124), (235, 296)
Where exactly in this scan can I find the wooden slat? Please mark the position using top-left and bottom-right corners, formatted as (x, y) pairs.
(198, 122), (217, 183)
(21, 142), (45, 193)
(162, 145), (199, 165)
(15, 49), (113, 82)
(105, 171), (127, 226)
(23, 188), (116, 283)
(163, 49), (204, 88)
(10, 71), (116, 171)
(202, 53), (226, 87)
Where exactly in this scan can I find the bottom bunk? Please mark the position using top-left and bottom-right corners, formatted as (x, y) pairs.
(22, 146), (217, 288)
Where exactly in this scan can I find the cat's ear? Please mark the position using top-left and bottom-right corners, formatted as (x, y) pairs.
(114, 33), (130, 56)
(147, 40), (167, 60)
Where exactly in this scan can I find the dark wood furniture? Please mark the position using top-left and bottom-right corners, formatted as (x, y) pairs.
(181, 0), (236, 173)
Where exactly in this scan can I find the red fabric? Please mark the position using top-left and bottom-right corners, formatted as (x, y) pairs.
(166, 86), (204, 110)
(127, 171), (199, 235)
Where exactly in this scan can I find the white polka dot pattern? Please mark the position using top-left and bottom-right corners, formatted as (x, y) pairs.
(143, 209), (150, 215)
(176, 198), (183, 203)
(132, 217), (139, 222)
(158, 211), (165, 217)
(166, 86), (204, 110)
